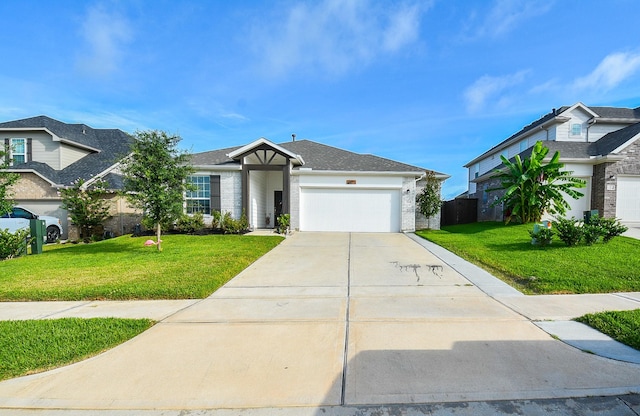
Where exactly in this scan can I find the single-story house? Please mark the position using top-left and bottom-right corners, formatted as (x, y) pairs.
(464, 102), (640, 222)
(2, 115), (448, 235)
(190, 138), (449, 232)
(1, 115), (136, 238)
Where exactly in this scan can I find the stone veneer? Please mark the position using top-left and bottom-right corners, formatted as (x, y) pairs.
(592, 139), (640, 218)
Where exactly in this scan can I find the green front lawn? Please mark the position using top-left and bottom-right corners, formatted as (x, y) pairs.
(0, 234), (283, 301)
(417, 222), (640, 294)
(576, 309), (640, 351)
(0, 318), (154, 381)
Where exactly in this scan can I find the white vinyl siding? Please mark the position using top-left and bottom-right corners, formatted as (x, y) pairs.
(60, 144), (92, 169)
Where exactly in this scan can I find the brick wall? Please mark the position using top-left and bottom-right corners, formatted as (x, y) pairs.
(289, 174), (300, 231)
(10, 173), (59, 199)
(470, 177), (506, 222)
(414, 177), (442, 230)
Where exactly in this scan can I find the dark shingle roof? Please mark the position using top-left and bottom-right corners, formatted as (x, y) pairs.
(281, 140), (428, 172)
(466, 104), (640, 166)
(591, 106), (640, 119)
(190, 145), (240, 166)
(1, 115), (133, 187)
(591, 121), (640, 155)
(190, 139), (445, 175)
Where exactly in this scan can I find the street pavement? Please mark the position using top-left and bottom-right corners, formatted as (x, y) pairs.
(0, 232), (639, 415)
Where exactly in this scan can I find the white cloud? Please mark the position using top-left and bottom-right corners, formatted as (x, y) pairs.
(251, 0), (429, 77)
(463, 70), (529, 113)
(572, 52), (640, 92)
(466, 0), (553, 39)
(76, 4), (132, 77)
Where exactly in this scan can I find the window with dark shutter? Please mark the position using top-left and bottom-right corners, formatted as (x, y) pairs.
(210, 175), (221, 213)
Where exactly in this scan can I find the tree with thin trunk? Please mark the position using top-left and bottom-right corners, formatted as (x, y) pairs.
(59, 178), (112, 241)
(416, 170), (442, 229)
(0, 149), (19, 216)
(120, 130), (194, 251)
(488, 141), (586, 224)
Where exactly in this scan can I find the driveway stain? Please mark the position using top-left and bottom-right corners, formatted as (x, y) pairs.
(390, 262), (443, 283)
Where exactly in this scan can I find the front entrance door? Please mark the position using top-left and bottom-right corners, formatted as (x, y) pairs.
(274, 190), (283, 226)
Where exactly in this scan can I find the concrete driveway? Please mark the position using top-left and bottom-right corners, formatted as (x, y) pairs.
(0, 232), (639, 410)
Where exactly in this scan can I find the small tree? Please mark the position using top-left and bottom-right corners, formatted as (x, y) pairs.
(416, 170), (442, 228)
(488, 141), (586, 223)
(60, 178), (112, 241)
(0, 149), (19, 215)
(120, 130), (194, 251)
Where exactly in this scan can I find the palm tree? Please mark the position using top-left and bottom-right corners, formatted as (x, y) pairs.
(488, 141), (586, 223)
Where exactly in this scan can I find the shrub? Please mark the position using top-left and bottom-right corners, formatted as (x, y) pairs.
(0, 228), (32, 260)
(529, 226), (553, 247)
(211, 210), (222, 229)
(582, 222), (603, 245)
(220, 211), (249, 234)
(553, 217), (583, 246)
(598, 217), (628, 243)
(277, 213), (290, 234)
(175, 212), (205, 234)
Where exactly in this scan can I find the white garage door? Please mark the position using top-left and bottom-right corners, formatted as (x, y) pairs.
(300, 188), (401, 232)
(616, 176), (640, 221)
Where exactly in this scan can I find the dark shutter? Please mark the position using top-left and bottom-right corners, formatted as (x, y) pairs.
(210, 175), (221, 213)
(3, 139), (8, 164)
(27, 138), (32, 162)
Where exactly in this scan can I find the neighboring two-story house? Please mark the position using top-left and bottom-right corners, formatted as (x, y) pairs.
(464, 103), (640, 223)
(1, 116), (136, 238)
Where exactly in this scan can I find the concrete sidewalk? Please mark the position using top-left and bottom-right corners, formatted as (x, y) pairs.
(0, 232), (639, 415)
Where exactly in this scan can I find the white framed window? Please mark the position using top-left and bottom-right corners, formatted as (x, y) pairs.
(9, 138), (26, 165)
(571, 123), (582, 136)
(185, 175), (211, 214)
(519, 140), (527, 152)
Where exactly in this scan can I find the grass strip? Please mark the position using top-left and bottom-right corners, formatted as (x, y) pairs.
(575, 309), (640, 351)
(417, 222), (640, 294)
(0, 234), (283, 301)
(0, 318), (154, 381)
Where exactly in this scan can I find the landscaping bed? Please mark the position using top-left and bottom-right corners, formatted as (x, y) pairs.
(416, 222), (640, 294)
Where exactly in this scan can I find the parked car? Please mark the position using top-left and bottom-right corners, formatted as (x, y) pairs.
(0, 206), (63, 243)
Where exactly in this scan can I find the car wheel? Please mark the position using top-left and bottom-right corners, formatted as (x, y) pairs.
(46, 226), (60, 243)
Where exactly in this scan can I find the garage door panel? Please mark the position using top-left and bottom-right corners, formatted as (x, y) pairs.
(616, 176), (640, 222)
(301, 188), (401, 232)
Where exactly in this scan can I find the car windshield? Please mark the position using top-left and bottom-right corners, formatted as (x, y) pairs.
(11, 208), (36, 219)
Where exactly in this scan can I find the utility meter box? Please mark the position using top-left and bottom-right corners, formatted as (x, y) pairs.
(29, 219), (46, 254)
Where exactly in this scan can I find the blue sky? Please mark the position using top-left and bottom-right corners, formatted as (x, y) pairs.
(2, 0), (640, 198)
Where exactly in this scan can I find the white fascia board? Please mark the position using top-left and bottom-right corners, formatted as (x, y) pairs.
(464, 116), (570, 168)
(226, 137), (304, 165)
(5, 169), (61, 187)
(291, 169), (427, 178)
(82, 162), (124, 190)
(0, 127), (101, 153)
(58, 138), (101, 153)
(0, 127), (59, 141)
(611, 132), (640, 154)
(566, 102), (599, 118)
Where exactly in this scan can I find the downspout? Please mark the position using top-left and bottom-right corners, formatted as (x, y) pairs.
(587, 118), (596, 142)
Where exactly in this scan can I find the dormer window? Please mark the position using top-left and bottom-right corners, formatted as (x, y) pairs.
(571, 123), (582, 136)
(9, 138), (26, 165)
